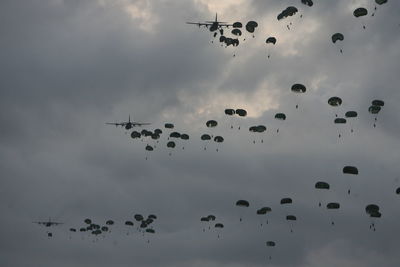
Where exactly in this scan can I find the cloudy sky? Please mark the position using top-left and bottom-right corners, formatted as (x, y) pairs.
(1, 0), (399, 266)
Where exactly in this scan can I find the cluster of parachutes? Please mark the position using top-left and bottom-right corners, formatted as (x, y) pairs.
(200, 215), (224, 238)
(56, 214), (158, 242)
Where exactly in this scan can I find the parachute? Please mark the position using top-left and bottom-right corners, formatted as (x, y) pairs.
(315, 181), (330, 207)
(164, 123), (174, 129)
(180, 134), (189, 140)
(343, 166), (358, 175)
(301, 0), (313, 7)
(266, 37), (277, 45)
(235, 109), (247, 117)
(327, 202), (340, 209)
(84, 219), (92, 225)
(233, 22), (242, 28)
(266, 37), (277, 58)
(345, 111), (358, 132)
(167, 141), (176, 155)
(366, 204), (381, 231)
(331, 33), (344, 53)
(343, 166), (358, 194)
(372, 100), (384, 107)
(215, 223), (224, 228)
(236, 200), (249, 221)
(206, 120), (218, 128)
(167, 141), (176, 148)
(131, 131), (141, 139)
(170, 132), (181, 138)
(396, 187), (400, 194)
(214, 136), (224, 143)
(106, 220), (114, 225)
(225, 109), (235, 115)
(145, 145), (153, 151)
(266, 241), (276, 246)
(125, 221), (134, 226)
(315, 181), (330, 190)
(328, 96), (342, 107)
(353, 7), (368, 29)
(201, 134), (211, 141)
(231, 29), (242, 36)
(280, 198), (293, 204)
(277, 6), (299, 21)
(245, 21), (258, 36)
(266, 241), (276, 260)
(291, 83), (306, 93)
(327, 202), (340, 225)
(354, 7), (368, 17)
(334, 118), (346, 124)
(134, 214), (144, 221)
(368, 106), (381, 114)
(257, 207), (272, 226)
(331, 33), (344, 43)
(236, 200), (250, 207)
(345, 111), (358, 118)
(146, 228), (155, 234)
(275, 113), (286, 120)
(286, 215), (297, 220)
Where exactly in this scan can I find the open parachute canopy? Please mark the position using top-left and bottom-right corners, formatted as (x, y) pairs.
(277, 6), (299, 20)
(249, 125), (267, 133)
(327, 202), (340, 209)
(266, 37), (277, 45)
(225, 108), (235, 115)
(231, 29), (242, 36)
(206, 120), (218, 128)
(266, 241), (276, 247)
(214, 136), (224, 143)
(372, 100), (384, 107)
(236, 200), (250, 207)
(345, 111), (358, 118)
(315, 181), (330, 190)
(233, 22), (242, 28)
(291, 83), (306, 93)
(334, 118), (346, 124)
(164, 123), (174, 129)
(375, 0), (388, 5)
(201, 134), (211, 141)
(343, 166), (358, 175)
(301, 0), (313, 7)
(328, 96), (342, 106)
(369, 105), (381, 114)
(257, 207), (272, 214)
(236, 109), (247, 117)
(275, 113), (286, 120)
(281, 198), (293, 204)
(331, 33), (344, 43)
(353, 7), (368, 17)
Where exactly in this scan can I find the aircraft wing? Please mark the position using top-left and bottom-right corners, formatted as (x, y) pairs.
(218, 23), (233, 27)
(132, 122), (151, 126)
(186, 22), (212, 27)
(106, 122), (126, 126)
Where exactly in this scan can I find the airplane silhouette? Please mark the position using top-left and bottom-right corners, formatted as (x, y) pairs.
(106, 115), (151, 130)
(187, 13), (233, 32)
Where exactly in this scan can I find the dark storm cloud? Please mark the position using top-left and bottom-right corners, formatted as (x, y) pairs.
(0, 0), (399, 266)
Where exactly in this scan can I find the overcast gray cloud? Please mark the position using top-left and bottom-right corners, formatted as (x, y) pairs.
(1, 0), (399, 266)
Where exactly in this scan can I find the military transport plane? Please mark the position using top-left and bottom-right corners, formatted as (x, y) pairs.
(33, 218), (63, 227)
(106, 115), (151, 130)
(187, 13), (233, 32)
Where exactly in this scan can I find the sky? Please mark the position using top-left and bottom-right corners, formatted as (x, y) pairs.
(0, 0), (399, 266)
